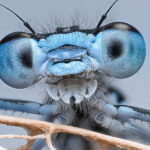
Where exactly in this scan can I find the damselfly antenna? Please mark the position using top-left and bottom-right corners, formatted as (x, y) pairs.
(0, 3), (36, 34)
(96, 0), (119, 28)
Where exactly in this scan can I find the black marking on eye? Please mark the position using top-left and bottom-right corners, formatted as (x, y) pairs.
(20, 50), (32, 68)
(104, 22), (139, 33)
(108, 40), (122, 59)
(97, 22), (140, 33)
(94, 22), (142, 35)
(0, 32), (31, 44)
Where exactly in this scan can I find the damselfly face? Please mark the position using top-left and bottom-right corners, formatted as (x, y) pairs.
(0, 22), (146, 104)
(1, 1), (150, 150)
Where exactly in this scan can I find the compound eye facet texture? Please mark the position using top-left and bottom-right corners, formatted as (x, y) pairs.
(100, 23), (146, 78)
(0, 38), (36, 88)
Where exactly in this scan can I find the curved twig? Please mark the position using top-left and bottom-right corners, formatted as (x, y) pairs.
(0, 115), (149, 150)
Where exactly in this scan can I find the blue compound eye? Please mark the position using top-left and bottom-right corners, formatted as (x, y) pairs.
(100, 22), (146, 78)
(0, 35), (37, 88)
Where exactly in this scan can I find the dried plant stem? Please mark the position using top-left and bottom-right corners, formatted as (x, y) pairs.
(45, 134), (57, 150)
(0, 115), (150, 150)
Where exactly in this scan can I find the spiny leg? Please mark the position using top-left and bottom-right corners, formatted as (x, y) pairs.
(116, 105), (150, 123)
(89, 96), (150, 125)
(89, 108), (125, 136)
(88, 88), (150, 139)
(89, 98), (150, 143)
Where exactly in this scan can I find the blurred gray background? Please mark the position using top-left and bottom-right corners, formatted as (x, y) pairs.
(0, 0), (150, 149)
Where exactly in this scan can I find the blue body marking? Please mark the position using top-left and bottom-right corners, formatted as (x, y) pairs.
(0, 27), (146, 88)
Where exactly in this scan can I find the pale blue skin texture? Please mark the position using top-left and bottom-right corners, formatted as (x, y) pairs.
(0, 29), (146, 88)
